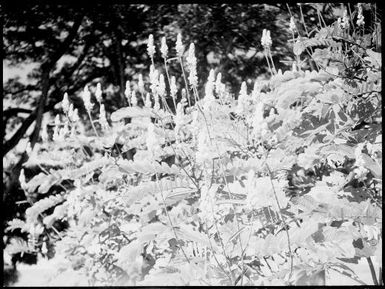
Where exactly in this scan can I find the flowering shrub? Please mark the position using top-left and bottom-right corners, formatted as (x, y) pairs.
(5, 4), (382, 286)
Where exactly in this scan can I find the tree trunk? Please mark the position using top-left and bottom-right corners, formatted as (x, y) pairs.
(30, 69), (50, 147)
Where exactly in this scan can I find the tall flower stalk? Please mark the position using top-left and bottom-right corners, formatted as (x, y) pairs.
(176, 33), (191, 107)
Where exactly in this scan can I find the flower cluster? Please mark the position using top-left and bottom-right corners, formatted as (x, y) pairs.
(356, 3), (365, 27)
(261, 29), (272, 49)
(339, 10), (350, 30)
(82, 85), (93, 113)
(95, 83), (103, 103)
(62, 92), (70, 114)
(186, 43), (198, 87)
(160, 36), (168, 59)
(99, 104), (109, 131)
(125, 80), (131, 104)
(175, 33), (184, 57)
(236, 81), (248, 115)
(147, 34), (156, 59)
(289, 17), (296, 33)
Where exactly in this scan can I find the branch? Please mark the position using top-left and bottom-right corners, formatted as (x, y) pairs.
(3, 112), (36, 157)
(2, 67), (108, 158)
(41, 13), (85, 72)
(3, 108), (32, 117)
(30, 12), (85, 149)
(3, 84), (39, 95)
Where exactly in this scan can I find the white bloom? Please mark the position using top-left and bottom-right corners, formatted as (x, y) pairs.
(146, 122), (162, 157)
(186, 43), (198, 87)
(158, 74), (166, 97)
(95, 83), (103, 103)
(356, 3), (365, 26)
(72, 108), (80, 123)
(289, 16), (296, 32)
(204, 69), (215, 105)
(208, 68), (215, 84)
(19, 169), (27, 191)
(154, 94), (160, 110)
(181, 88), (187, 104)
(145, 93), (152, 108)
(237, 81), (248, 114)
(138, 74), (144, 93)
(25, 141), (32, 155)
(196, 128), (214, 163)
(337, 17), (342, 28)
(170, 76), (177, 100)
(131, 91), (138, 106)
(215, 72), (222, 94)
(252, 81), (262, 100)
(341, 10), (350, 29)
(160, 36), (168, 59)
(54, 114), (60, 126)
(186, 43), (197, 68)
(59, 123), (69, 140)
(261, 29), (272, 49)
(62, 92), (70, 114)
(41, 124), (49, 142)
(124, 80), (131, 103)
(99, 104), (109, 130)
(188, 69), (198, 87)
(149, 65), (159, 95)
(82, 85), (93, 113)
(68, 103), (74, 120)
(191, 109), (200, 139)
(175, 33), (184, 57)
(147, 34), (156, 58)
(252, 102), (268, 138)
(174, 102), (184, 139)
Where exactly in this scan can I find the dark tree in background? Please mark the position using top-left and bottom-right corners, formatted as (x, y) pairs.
(3, 3), (346, 283)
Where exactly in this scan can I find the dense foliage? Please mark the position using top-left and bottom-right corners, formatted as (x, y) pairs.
(3, 3), (382, 286)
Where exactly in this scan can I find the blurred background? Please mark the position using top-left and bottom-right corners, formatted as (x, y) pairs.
(3, 3), (381, 285)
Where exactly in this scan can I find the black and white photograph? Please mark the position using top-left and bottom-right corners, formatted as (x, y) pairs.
(3, 2), (382, 286)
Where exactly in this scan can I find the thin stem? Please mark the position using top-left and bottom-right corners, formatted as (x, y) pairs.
(192, 85), (200, 105)
(265, 162), (294, 280)
(367, 257), (379, 285)
(178, 57), (191, 107)
(299, 4), (309, 37)
(264, 50), (274, 76)
(209, 200), (234, 282)
(268, 49), (277, 75)
(156, 174), (191, 264)
(87, 111), (100, 138)
(163, 58), (176, 112)
(204, 221), (234, 284)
